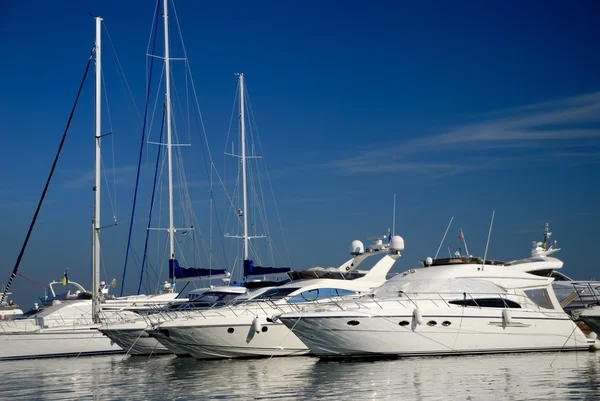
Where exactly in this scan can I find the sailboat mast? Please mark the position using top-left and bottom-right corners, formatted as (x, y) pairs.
(239, 73), (249, 261)
(163, 0), (176, 277)
(92, 16), (103, 323)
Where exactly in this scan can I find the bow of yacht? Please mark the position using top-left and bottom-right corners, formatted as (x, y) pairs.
(98, 285), (248, 356)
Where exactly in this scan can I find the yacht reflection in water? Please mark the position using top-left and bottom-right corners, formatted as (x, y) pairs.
(2, 353), (600, 400)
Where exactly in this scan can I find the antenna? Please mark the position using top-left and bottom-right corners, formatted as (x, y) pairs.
(392, 193), (396, 236)
(481, 210), (495, 270)
(460, 228), (470, 256)
(435, 216), (454, 259)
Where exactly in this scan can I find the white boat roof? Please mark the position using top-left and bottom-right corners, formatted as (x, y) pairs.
(385, 263), (553, 292)
(374, 277), (507, 299)
(189, 286), (247, 295)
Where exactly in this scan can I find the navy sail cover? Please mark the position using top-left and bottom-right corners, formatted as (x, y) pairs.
(243, 259), (291, 276)
(169, 259), (227, 281)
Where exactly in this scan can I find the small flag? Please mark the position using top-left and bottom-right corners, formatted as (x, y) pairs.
(111, 278), (117, 288)
(458, 232), (464, 240)
(181, 231), (188, 236)
(61, 269), (69, 286)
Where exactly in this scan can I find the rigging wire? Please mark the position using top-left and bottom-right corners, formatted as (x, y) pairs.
(120, 0), (161, 296)
(100, 70), (118, 225)
(0, 48), (95, 304)
(245, 88), (293, 267)
(138, 108), (165, 295)
(171, 0), (231, 270)
(16, 272), (48, 290)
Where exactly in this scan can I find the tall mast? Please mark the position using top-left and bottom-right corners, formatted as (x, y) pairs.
(239, 73), (249, 261)
(163, 0), (176, 279)
(92, 16), (103, 323)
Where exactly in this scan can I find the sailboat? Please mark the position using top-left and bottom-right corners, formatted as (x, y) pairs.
(98, 0), (241, 356)
(0, 17), (155, 360)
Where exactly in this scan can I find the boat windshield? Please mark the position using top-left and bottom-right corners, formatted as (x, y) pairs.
(233, 287), (301, 304)
(176, 291), (243, 309)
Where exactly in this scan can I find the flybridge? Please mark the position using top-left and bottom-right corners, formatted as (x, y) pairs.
(288, 234), (405, 281)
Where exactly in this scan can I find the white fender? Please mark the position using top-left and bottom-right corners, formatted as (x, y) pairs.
(253, 316), (262, 333)
(412, 308), (423, 325)
(502, 309), (512, 326)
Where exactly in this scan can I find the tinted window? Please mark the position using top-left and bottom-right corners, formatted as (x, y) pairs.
(247, 287), (301, 302)
(449, 298), (521, 308)
(287, 288), (356, 303)
(524, 288), (554, 309)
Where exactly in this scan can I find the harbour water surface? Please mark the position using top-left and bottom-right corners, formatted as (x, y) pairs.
(1, 352), (600, 400)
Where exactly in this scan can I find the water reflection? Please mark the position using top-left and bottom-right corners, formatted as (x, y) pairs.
(1, 352), (600, 400)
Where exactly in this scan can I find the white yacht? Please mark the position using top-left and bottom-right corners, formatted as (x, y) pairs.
(150, 234), (405, 359)
(0, 301), (135, 360)
(278, 261), (592, 358)
(0, 279), (187, 360)
(98, 285), (247, 356)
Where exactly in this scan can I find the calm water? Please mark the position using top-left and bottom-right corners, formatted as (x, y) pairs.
(1, 352), (600, 400)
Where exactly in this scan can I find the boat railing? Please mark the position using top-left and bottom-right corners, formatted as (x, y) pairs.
(567, 282), (600, 307)
(285, 291), (542, 313)
(282, 293), (370, 313)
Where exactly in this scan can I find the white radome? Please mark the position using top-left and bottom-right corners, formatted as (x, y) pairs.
(390, 235), (405, 252)
(350, 240), (365, 255)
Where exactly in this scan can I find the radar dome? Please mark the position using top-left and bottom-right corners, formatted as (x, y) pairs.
(350, 240), (365, 255)
(390, 235), (405, 253)
(425, 257), (433, 266)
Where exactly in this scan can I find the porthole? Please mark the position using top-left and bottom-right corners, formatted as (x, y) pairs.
(398, 321), (410, 326)
(347, 320), (360, 326)
(261, 326), (268, 333)
(427, 321), (437, 326)
(442, 321), (451, 327)
(227, 327), (235, 334)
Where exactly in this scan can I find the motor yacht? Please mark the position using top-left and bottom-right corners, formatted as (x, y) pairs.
(278, 261), (592, 358)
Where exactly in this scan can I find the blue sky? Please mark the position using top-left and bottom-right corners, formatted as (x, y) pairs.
(1, 1), (599, 308)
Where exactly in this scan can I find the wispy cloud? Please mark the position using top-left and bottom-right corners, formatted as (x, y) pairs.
(410, 91), (600, 148)
(326, 91), (600, 178)
(62, 165), (138, 189)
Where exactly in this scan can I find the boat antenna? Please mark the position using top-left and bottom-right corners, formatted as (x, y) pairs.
(459, 228), (470, 257)
(434, 216), (454, 259)
(392, 193), (396, 236)
(481, 210), (495, 270)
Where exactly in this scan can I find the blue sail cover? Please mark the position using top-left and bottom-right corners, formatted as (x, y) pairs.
(243, 259), (291, 277)
(169, 259), (227, 281)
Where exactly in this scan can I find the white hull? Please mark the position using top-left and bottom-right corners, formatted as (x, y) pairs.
(99, 326), (170, 356)
(281, 308), (591, 358)
(147, 329), (191, 356)
(163, 318), (308, 359)
(0, 326), (124, 360)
